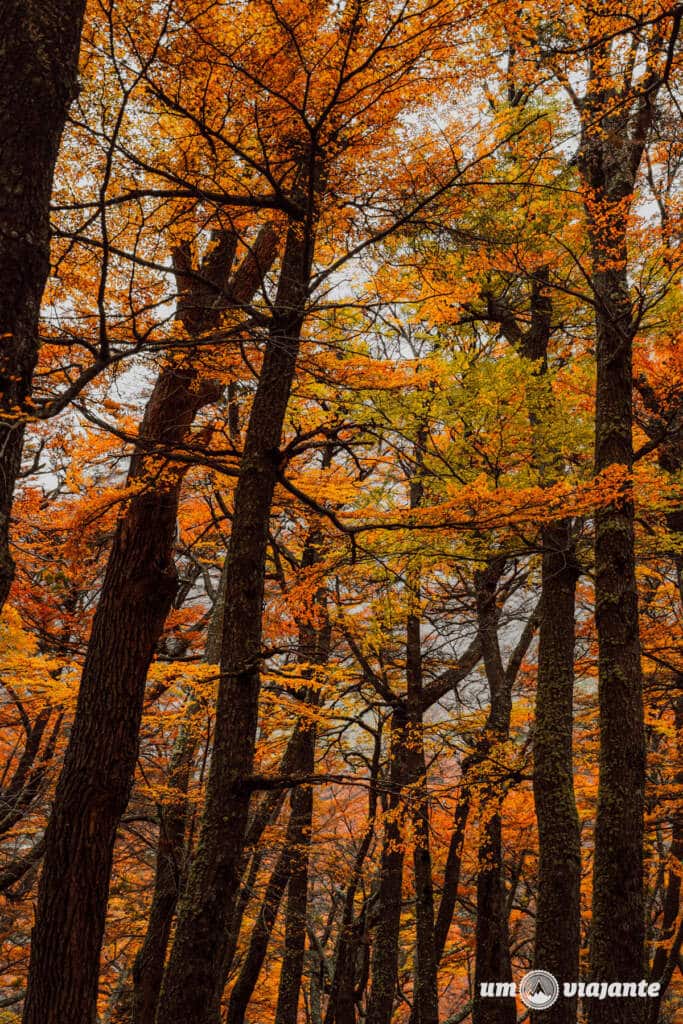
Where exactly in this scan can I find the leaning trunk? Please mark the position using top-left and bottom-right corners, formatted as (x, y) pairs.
(225, 840), (293, 1024)
(24, 229), (274, 1024)
(155, 205), (317, 1024)
(23, 360), (216, 1024)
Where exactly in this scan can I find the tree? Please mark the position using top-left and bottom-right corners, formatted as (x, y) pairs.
(0, 0), (88, 608)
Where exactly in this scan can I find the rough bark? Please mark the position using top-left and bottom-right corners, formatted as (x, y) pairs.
(639, 356), (683, 1024)
(531, 522), (581, 1024)
(225, 839), (292, 1024)
(588, 249), (646, 1023)
(647, 698), (682, 1024)
(23, 228), (275, 1024)
(365, 707), (410, 1024)
(132, 699), (200, 1024)
(578, 72), (651, 1024)
(275, 532), (331, 1024)
(155, 195), (318, 1024)
(23, 362), (213, 1024)
(0, 0), (87, 610)
(404, 466), (438, 1024)
(471, 561), (516, 1024)
(573, 22), (683, 1021)
(129, 228), (279, 1024)
(516, 275), (582, 1024)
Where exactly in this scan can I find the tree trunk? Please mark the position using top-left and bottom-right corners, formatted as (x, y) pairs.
(517, 274), (582, 1024)
(365, 708), (410, 1024)
(275, 532), (331, 1024)
(647, 696), (682, 1024)
(589, 254), (645, 1022)
(406, 633), (439, 1024)
(23, 361), (215, 1024)
(0, 1), (86, 610)
(129, 226), (278, 1024)
(473, 810), (515, 1024)
(580, 120), (646, 1024)
(531, 521), (581, 1024)
(323, 727), (381, 1024)
(433, 787), (470, 965)
(23, 228), (274, 1024)
(472, 561), (516, 1024)
(225, 839), (293, 1024)
(273, 781), (315, 1024)
(155, 201), (318, 1024)
(132, 698), (200, 1024)
(404, 460), (439, 1024)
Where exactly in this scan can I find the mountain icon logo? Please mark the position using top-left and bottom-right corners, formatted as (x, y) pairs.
(519, 970), (560, 1010)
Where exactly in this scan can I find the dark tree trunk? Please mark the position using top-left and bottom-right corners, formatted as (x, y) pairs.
(404, 461), (439, 1024)
(134, 228), (280, 1024)
(155, 201), (318, 1024)
(365, 708), (410, 1024)
(225, 839), (293, 1024)
(273, 780), (315, 1024)
(516, 276), (582, 1024)
(23, 229), (274, 1024)
(0, 0), (86, 610)
(571, 18), (680, 1017)
(132, 699), (200, 1024)
(472, 561), (516, 1024)
(220, 735), (304, 986)
(579, 98), (649, 1024)
(218, 706), (324, 1023)
(406, 636), (439, 1024)
(23, 361), (214, 1024)
(635, 372), (683, 1024)
(588, 253), (646, 1022)
(275, 532), (331, 1024)
(531, 521), (581, 1024)
(323, 728), (381, 1024)
(647, 698), (683, 1024)
(473, 810), (515, 1024)
(433, 787), (470, 965)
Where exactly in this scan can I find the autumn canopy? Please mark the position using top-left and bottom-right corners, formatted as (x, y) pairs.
(0, 3), (681, 1024)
